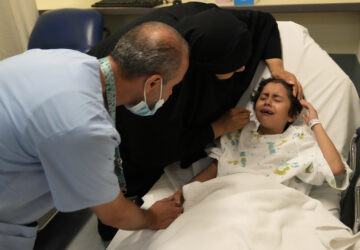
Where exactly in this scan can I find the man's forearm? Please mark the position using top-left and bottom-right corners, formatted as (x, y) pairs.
(92, 193), (155, 230)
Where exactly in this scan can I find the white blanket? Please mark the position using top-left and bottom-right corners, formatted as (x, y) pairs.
(110, 174), (360, 250)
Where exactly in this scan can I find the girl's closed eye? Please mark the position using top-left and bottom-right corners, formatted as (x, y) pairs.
(259, 94), (268, 100)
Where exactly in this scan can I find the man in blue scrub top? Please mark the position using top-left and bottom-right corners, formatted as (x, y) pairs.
(0, 22), (189, 249)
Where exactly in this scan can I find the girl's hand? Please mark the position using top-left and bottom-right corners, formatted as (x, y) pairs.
(300, 99), (318, 125)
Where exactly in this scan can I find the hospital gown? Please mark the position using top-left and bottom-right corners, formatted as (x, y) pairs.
(209, 121), (351, 195)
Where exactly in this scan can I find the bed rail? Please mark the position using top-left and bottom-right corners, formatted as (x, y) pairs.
(352, 128), (360, 233)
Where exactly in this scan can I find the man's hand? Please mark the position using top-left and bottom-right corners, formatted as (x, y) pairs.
(168, 188), (184, 207)
(147, 197), (184, 230)
(211, 108), (250, 139)
(92, 193), (183, 231)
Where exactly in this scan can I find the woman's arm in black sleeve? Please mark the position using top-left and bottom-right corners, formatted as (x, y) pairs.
(259, 12), (282, 60)
(179, 123), (215, 168)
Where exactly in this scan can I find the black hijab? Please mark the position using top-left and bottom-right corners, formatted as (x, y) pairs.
(88, 3), (281, 197)
(177, 8), (252, 74)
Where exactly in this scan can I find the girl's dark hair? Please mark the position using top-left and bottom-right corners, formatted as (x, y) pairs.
(250, 78), (303, 130)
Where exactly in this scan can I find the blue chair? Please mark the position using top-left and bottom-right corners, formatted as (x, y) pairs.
(28, 9), (103, 53)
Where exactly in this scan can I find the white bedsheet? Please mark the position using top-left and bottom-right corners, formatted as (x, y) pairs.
(110, 174), (360, 250)
(107, 21), (360, 250)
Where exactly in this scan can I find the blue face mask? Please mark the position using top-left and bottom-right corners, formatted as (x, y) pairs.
(125, 78), (165, 116)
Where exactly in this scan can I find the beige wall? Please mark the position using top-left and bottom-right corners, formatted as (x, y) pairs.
(35, 0), (360, 60)
(103, 11), (360, 62)
(0, 0), (38, 60)
(35, 0), (360, 9)
(273, 12), (360, 55)
(36, 0), (98, 9)
(34, 0), (360, 8)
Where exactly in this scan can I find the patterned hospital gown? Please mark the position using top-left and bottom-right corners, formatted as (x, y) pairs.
(209, 121), (351, 195)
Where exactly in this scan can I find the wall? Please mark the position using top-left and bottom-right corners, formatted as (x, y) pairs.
(0, 0), (38, 60)
(35, 0), (360, 60)
(273, 12), (360, 56)
(34, 0), (360, 8)
(36, 0), (98, 9)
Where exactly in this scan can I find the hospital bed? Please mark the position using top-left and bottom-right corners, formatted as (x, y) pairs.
(107, 21), (360, 249)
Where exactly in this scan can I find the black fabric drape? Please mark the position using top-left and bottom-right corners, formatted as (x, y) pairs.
(88, 2), (282, 197)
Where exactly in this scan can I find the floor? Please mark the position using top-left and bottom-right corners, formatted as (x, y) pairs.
(34, 209), (105, 250)
(33, 53), (359, 250)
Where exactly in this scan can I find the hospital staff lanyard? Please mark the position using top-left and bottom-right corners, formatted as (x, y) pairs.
(99, 57), (127, 194)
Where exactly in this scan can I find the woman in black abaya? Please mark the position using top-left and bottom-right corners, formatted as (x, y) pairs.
(88, 2), (302, 241)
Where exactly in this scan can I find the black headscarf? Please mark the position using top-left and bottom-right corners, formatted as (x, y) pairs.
(88, 2), (281, 197)
(177, 8), (252, 74)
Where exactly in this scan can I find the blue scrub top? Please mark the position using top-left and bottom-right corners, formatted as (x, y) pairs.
(0, 49), (120, 248)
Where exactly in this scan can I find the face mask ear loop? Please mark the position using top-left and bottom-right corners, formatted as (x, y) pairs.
(159, 78), (163, 100)
(144, 78), (163, 107)
(143, 78), (149, 106)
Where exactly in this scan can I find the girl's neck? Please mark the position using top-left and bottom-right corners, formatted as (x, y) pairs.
(257, 125), (284, 135)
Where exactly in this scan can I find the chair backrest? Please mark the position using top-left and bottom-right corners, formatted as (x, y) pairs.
(28, 9), (103, 53)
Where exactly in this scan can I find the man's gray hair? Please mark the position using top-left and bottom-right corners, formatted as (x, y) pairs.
(110, 22), (188, 83)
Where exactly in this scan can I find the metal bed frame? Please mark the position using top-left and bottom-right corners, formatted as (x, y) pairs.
(342, 128), (360, 233)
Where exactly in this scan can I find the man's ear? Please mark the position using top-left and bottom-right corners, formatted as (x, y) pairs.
(144, 74), (162, 94)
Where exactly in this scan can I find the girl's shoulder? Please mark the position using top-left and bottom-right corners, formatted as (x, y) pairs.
(286, 123), (316, 146)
